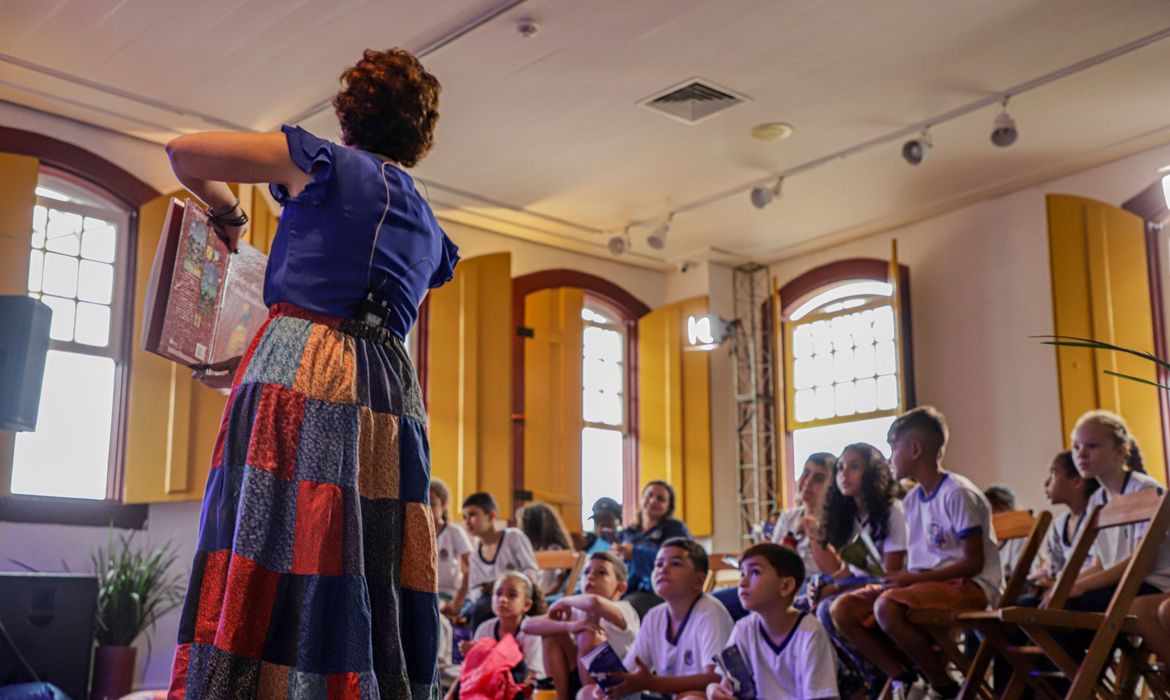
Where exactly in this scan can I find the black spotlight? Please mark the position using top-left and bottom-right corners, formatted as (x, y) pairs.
(991, 111), (1018, 147)
(901, 131), (931, 166)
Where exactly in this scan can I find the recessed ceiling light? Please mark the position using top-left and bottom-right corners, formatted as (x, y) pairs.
(751, 122), (794, 141)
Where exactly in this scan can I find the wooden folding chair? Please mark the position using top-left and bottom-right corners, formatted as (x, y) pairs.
(952, 510), (1054, 699)
(959, 488), (1170, 700)
(534, 549), (586, 597)
(704, 552), (741, 593)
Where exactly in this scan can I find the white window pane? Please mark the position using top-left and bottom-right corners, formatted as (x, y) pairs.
(792, 324), (814, 359)
(584, 389), (623, 426)
(875, 340), (897, 376)
(811, 320), (833, 356)
(813, 353), (834, 388)
(28, 249), (43, 293)
(45, 210), (82, 255)
(794, 389), (816, 422)
(32, 205), (48, 243)
(11, 351), (114, 499)
(833, 348), (855, 383)
(793, 356), (814, 390)
(75, 302), (111, 347)
(872, 306), (895, 342)
(41, 295), (75, 341)
(42, 252), (78, 298)
(81, 219), (117, 263)
(855, 377), (878, 413)
(583, 326), (622, 361)
(584, 357), (623, 394)
(853, 343), (876, 378)
(877, 374), (899, 410)
(77, 260), (113, 304)
(815, 385), (835, 420)
(853, 313), (875, 346)
(831, 315), (853, 351)
(835, 381), (856, 417)
(580, 427), (624, 531)
(582, 307), (612, 324)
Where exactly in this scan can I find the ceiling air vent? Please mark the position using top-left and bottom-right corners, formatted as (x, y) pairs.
(639, 79), (749, 125)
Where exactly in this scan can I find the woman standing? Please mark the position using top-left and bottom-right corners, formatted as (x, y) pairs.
(165, 49), (457, 699)
(615, 480), (691, 617)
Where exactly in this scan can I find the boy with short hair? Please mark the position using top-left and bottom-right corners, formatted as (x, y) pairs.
(831, 406), (1002, 699)
(587, 537), (732, 699)
(523, 551), (640, 700)
(708, 543), (839, 700)
(461, 491), (540, 630)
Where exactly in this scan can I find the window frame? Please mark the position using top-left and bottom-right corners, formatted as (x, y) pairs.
(510, 270), (650, 526)
(0, 126), (158, 528)
(777, 258), (914, 507)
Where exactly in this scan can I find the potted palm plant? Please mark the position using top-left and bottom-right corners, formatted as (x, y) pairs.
(90, 531), (184, 700)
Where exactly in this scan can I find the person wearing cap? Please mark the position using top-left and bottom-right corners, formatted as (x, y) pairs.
(584, 496), (624, 555)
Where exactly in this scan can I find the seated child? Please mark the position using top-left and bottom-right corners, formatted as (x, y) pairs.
(832, 406), (1002, 700)
(1032, 451), (1096, 589)
(449, 571), (548, 700)
(813, 442), (906, 696)
(1063, 411), (1170, 669)
(461, 492), (540, 630)
(523, 552), (639, 700)
(708, 543), (839, 700)
(431, 478), (473, 615)
(583, 538), (733, 699)
(770, 452), (837, 582)
(519, 502), (575, 597)
(983, 483), (1024, 579)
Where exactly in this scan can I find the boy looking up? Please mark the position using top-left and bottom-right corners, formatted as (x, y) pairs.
(708, 543), (838, 700)
(461, 491), (540, 630)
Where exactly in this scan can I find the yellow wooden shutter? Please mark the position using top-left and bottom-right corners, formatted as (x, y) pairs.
(427, 253), (514, 516)
(523, 287), (584, 529)
(244, 185), (281, 255)
(637, 296), (713, 535)
(122, 192), (228, 503)
(0, 153), (40, 495)
(1047, 194), (1166, 483)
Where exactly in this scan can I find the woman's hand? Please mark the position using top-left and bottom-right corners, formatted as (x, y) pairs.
(191, 356), (242, 391)
(211, 218), (248, 254)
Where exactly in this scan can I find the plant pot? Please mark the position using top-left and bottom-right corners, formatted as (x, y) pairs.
(90, 645), (136, 700)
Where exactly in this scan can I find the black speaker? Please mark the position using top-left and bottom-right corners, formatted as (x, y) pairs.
(0, 296), (52, 432)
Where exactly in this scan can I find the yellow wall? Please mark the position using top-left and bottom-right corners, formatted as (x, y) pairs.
(638, 296), (713, 535)
(1047, 194), (1166, 483)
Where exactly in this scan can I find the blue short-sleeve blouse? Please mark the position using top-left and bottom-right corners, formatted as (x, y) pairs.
(265, 125), (459, 338)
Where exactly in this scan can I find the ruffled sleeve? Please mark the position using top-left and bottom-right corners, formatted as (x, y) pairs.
(428, 233), (461, 288)
(269, 124), (335, 206)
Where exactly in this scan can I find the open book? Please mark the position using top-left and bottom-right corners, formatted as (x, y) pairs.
(141, 198), (268, 367)
(838, 529), (886, 577)
(580, 641), (627, 690)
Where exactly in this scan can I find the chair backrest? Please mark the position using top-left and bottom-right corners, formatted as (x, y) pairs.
(1044, 487), (1169, 611)
(992, 509), (1041, 542)
(534, 549), (586, 597)
(994, 509), (1052, 608)
(703, 552), (742, 592)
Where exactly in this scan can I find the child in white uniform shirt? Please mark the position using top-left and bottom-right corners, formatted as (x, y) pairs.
(524, 551), (639, 700)
(460, 491), (540, 630)
(431, 478), (473, 612)
(771, 452), (837, 581)
(1033, 451), (1095, 588)
(709, 543), (839, 700)
(1064, 411), (1170, 668)
(834, 407), (1001, 700)
(587, 538), (732, 699)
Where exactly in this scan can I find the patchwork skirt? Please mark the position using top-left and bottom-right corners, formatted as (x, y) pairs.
(169, 303), (440, 700)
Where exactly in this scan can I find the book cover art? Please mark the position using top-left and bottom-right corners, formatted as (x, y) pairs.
(839, 529), (886, 577)
(581, 641), (627, 689)
(716, 645), (757, 700)
(143, 198), (269, 368)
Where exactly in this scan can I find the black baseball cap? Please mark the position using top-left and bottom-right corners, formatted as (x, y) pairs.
(589, 497), (622, 520)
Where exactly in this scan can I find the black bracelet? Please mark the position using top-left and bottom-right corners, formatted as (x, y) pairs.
(210, 210), (249, 227)
(208, 199), (241, 218)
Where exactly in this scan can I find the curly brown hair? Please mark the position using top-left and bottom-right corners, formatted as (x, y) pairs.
(332, 48), (440, 167)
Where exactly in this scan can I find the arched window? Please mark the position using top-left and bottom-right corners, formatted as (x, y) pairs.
(13, 170), (133, 500)
(580, 297), (628, 530)
(780, 259), (914, 487)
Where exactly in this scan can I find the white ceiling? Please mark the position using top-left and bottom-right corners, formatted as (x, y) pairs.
(4, 0), (1170, 269)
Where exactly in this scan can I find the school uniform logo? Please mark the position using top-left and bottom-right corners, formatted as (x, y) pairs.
(683, 650), (694, 667)
(929, 523), (945, 548)
(439, 548), (449, 560)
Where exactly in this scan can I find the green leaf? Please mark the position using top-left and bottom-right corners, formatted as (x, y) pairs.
(1035, 335), (1170, 372)
(1102, 370), (1170, 391)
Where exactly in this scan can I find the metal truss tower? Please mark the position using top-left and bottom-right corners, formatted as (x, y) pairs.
(731, 263), (779, 546)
